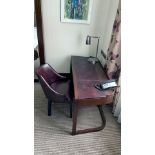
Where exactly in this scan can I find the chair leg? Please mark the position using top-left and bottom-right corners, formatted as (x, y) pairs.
(69, 103), (72, 118)
(48, 100), (52, 116)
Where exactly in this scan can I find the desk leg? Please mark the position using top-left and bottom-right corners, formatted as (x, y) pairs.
(97, 105), (106, 129)
(72, 103), (79, 135)
(72, 105), (106, 135)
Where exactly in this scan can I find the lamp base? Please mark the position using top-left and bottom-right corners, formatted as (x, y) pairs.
(88, 57), (99, 64)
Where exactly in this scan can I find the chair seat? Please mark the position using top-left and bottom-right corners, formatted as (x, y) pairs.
(50, 80), (73, 102)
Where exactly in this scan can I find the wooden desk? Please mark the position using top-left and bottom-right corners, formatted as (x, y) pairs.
(71, 56), (114, 135)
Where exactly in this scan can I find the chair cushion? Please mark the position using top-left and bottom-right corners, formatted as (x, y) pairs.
(50, 80), (73, 102)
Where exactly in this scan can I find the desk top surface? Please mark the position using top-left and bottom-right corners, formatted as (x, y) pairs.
(71, 56), (113, 100)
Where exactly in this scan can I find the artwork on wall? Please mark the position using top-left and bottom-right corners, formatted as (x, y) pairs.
(61, 0), (93, 24)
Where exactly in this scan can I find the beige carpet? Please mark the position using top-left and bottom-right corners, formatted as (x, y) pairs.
(34, 83), (121, 155)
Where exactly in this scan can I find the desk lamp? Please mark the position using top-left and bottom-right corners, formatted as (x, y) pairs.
(86, 35), (100, 64)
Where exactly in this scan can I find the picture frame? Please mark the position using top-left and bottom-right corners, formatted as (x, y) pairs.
(61, 0), (93, 24)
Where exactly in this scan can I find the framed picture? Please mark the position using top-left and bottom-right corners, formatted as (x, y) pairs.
(61, 0), (93, 24)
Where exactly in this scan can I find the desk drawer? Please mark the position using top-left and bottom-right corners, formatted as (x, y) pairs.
(76, 95), (114, 106)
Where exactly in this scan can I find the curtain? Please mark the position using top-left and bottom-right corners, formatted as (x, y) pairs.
(113, 76), (121, 123)
(104, 0), (121, 123)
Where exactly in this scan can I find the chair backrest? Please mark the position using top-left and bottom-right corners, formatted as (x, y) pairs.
(36, 64), (63, 100)
(36, 64), (59, 85)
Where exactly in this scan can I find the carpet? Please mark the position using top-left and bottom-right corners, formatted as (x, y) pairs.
(34, 83), (121, 155)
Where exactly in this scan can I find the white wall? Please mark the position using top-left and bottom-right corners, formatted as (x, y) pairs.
(41, 0), (119, 73)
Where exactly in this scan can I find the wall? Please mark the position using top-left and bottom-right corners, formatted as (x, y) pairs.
(41, 0), (119, 73)
(98, 0), (120, 66)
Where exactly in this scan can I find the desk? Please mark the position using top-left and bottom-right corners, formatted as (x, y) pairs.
(71, 56), (114, 135)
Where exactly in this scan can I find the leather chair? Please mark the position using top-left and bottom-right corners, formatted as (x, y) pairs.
(36, 64), (73, 118)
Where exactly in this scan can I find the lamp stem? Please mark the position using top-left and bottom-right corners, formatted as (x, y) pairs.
(96, 38), (100, 58)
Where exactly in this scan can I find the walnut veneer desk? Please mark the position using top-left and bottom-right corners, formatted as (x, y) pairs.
(71, 56), (114, 135)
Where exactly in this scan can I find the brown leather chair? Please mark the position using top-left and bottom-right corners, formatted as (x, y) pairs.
(36, 64), (73, 118)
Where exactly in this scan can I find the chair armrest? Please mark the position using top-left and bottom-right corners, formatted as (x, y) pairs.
(47, 64), (68, 80)
(56, 74), (67, 80)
